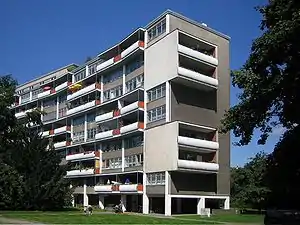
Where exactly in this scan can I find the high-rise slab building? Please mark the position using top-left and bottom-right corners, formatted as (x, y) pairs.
(13, 10), (230, 215)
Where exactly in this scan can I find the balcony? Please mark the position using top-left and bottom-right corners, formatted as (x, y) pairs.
(178, 136), (219, 150)
(177, 159), (219, 172)
(95, 111), (113, 123)
(120, 101), (144, 115)
(67, 83), (101, 101)
(120, 122), (144, 134)
(54, 126), (71, 135)
(66, 151), (100, 161)
(67, 100), (100, 115)
(54, 141), (70, 149)
(96, 41), (144, 72)
(94, 184), (143, 193)
(95, 130), (113, 140)
(178, 44), (218, 67)
(55, 81), (70, 92)
(15, 109), (34, 119)
(66, 168), (94, 177)
(178, 67), (218, 88)
(41, 131), (50, 137)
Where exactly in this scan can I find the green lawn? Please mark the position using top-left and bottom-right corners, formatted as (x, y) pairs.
(174, 213), (264, 223)
(0, 211), (219, 224)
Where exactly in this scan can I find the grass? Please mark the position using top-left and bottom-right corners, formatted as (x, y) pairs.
(174, 213), (264, 223)
(0, 211), (219, 224)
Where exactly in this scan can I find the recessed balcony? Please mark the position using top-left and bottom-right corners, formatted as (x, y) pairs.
(178, 44), (218, 67)
(178, 136), (219, 150)
(95, 111), (114, 123)
(177, 159), (219, 172)
(120, 122), (144, 134)
(66, 168), (94, 177)
(54, 141), (70, 149)
(120, 101), (144, 115)
(67, 100), (100, 115)
(55, 81), (71, 92)
(54, 126), (71, 135)
(66, 151), (100, 161)
(95, 130), (113, 140)
(67, 83), (101, 101)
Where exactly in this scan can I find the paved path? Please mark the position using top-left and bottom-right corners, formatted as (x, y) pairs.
(0, 215), (45, 224)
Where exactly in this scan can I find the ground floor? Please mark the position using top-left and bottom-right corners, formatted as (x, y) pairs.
(73, 193), (229, 216)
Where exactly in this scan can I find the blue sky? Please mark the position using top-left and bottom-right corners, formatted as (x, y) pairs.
(0, 0), (281, 166)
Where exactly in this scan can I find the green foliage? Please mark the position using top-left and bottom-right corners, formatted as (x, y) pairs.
(220, 0), (300, 146)
(67, 65), (77, 72)
(231, 152), (269, 210)
(0, 75), (72, 210)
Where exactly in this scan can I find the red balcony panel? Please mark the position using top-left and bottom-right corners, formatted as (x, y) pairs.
(66, 141), (71, 146)
(95, 168), (100, 174)
(49, 130), (54, 135)
(138, 41), (145, 48)
(138, 122), (144, 129)
(112, 185), (119, 191)
(95, 100), (101, 105)
(113, 109), (120, 117)
(113, 129), (120, 135)
(95, 83), (101, 89)
(95, 151), (100, 157)
(50, 89), (56, 94)
(67, 81), (72, 86)
(137, 184), (143, 191)
(138, 101), (144, 108)
(114, 54), (121, 63)
(66, 126), (71, 131)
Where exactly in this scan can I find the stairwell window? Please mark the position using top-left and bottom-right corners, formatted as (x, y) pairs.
(147, 84), (166, 102)
(148, 19), (166, 42)
(147, 105), (166, 123)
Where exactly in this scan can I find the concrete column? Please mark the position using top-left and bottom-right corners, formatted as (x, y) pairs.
(83, 181), (89, 206)
(197, 197), (205, 215)
(29, 91), (32, 101)
(100, 75), (104, 103)
(176, 198), (182, 213)
(98, 195), (104, 210)
(84, 113), (87, 142)
(121, 195), (127, 210)
(165, 82), (170, 122)
(121, 139), (125, 172)
(142, 173), (149, 214)
(56, 95), (59, 119)
(86, 65), (89, 77)
(164, 171), (171, 216)
(224, 197), (230, 210)
(122, 64), (126, 94)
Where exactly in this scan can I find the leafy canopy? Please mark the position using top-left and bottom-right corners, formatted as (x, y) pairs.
(220, 0), (300, 146)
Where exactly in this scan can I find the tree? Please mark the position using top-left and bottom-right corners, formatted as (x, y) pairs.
(220, 0), (300, 146)
(231, 152), (269, 210)
(0, 74), (72, 210)
(220, 0), (300, 209)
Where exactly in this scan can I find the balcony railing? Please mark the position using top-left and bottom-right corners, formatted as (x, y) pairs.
(67, 83), (101, 101)
(94, 184), (143, 193)
(96, 41), (144, 72)
(95, 111), (114, 123)
(120, 122), (144, 134)
(15, 108), (34, 119)
(177, 159), (219, 172)
(54, 126), (71, 134)
(178, 67), (218, 87)
(178, 136), (219, 150)
(178, 44), (218, 66)
(55, 81), (70, 92)
(66, 151), (100, 161)
(95, 130), (113, 140)
(66, 168), (94, 176)
(120, 101), (144, 115)
(54, 141), (70, 149)
(67, 100), (100, 115)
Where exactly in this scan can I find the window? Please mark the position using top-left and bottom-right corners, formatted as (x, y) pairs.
(87, 113), (96, 123)
(103, 85), (123, 102)
(88, 63), (98, 76)
(32, 89), (42, 99)
(87, 128), (97, 140)
(74, 70), (86, 82)
(102, 140), (122, 152)
(59, 95), (67, 103)
(147, 84), (166, 102)
(73, 131), (85, 143)
(43, 99), (56, 108)
(104, 157), (122, 169)
(73, 116), (85, 126)
(58, 107), (67, 118)
(125, 56), (144, 75)
(125, 75), (144, 93)
(147, 172), (165, 185)
(124, 135), (143, 149)
(124, 154), (143, 168)
(147, 105), (166, 123)
(103, 67), (123, 84)
(21, 92), (30, 103)
(148, 19), (166, 42)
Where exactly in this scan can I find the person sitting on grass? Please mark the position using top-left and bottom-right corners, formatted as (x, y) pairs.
(84, 205), (93, 216)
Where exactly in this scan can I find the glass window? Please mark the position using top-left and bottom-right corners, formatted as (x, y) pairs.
(124, 135), (143, 149)
(147, 84), (166, 102)
(125, 56), (144, 75)
(103, 67), (123, 84)
(103, 85), (123, 102)
(147, 172), (165, 185)
(147, 105), (166, 123)
(148, 19), (167, 42)
(125, 74), (144, 93)
(88, 63), (98, 76)
(74, 70), (86, 82)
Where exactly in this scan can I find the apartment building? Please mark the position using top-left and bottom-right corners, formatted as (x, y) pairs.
(13, 10), (230, 215)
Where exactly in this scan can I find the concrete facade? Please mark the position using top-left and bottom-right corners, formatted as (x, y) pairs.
(13, 10), (230, 215)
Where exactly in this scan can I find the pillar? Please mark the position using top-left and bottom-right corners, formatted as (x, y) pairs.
(122, 64), (126, 94)
(176, 198), (182, 213)
(197, 197), (205, 215)
(121, 139), (125, 172)
(142, 173), (149, 214)
(164, 171), (171, 216)
(70, 184), (75, 207)
(83, 181), (89, 206)
(224, 197), (230, 210)
(84, 113), (87, 142)
(98, 195), (104, 210)
(121, 195), (127, 210)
